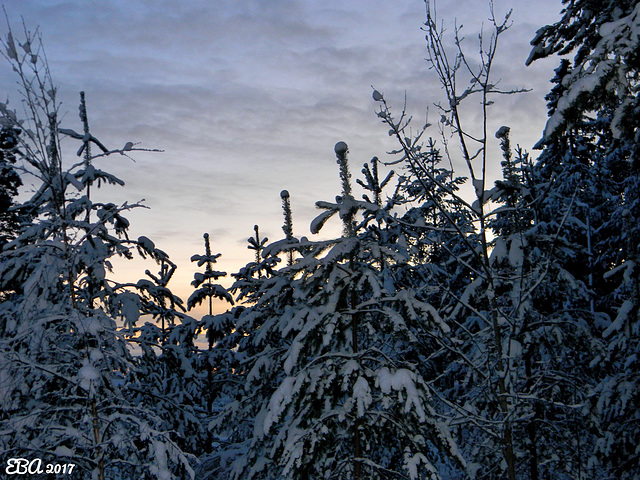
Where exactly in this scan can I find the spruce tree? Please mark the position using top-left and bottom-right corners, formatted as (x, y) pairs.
(188, 232), (234, 416)
(370, 3), (603, 477)
(528, 2), (640, 477)
(206, 214), (304, 478)
(222, 142), (466, 480)
(0, 124), (23, 249)
(0, 23), (194, 479)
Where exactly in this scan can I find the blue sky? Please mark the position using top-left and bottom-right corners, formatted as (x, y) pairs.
(1, 0), (564, 312)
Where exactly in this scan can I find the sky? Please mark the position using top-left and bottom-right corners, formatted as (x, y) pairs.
(1, 0), (565, 315)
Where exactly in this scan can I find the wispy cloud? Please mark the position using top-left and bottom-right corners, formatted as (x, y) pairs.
(1, 0), (564, 301)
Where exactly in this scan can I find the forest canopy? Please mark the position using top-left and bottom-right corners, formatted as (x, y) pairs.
(1, 1), (638, 479)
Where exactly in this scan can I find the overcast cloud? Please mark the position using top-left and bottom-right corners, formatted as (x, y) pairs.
(1, 0), (564, 312)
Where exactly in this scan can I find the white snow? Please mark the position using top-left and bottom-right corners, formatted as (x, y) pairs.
(334, 141), (348, 155)
(376, 367), (427, 421)
(603, 299), (633, 338)
(263, 376), (296, 434)
(508, 235), (524, 267)
(352, 376), (372, 418)
(78, 360), (100, 392)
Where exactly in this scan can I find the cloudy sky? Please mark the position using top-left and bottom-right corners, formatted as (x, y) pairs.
(1, 0), (564, 314)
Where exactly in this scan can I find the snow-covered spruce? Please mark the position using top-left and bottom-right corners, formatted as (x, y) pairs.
(0, 28), (194, 479)
(529, 2), (640, 477)
(212, 143), (467, 480)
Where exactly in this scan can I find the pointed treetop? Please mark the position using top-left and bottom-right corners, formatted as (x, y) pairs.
(280, 189), (295, 265)
(248, 225), (268, 264)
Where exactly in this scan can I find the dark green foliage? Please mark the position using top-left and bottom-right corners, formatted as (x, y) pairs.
(528, 1), (640, 477)
(0, 125), (24, 248)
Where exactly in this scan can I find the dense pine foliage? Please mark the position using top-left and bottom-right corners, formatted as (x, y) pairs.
(1, 1), (638, 479)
